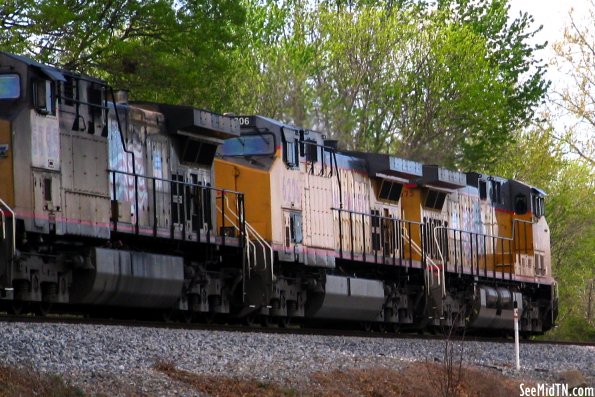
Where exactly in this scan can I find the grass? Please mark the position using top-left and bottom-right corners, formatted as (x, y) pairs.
(154, 361), (525, 397)
(0, 365), (87, 397)
(0, 361), (528, 397)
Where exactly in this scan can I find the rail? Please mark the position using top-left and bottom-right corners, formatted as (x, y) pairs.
(218, 195), (274, 280)
(332, 208), (441, 288)
(0, 198), (15, 256)
(401, 223), (443, 296)
(432, 218), (535, 283)
(108, 169), (246, 247)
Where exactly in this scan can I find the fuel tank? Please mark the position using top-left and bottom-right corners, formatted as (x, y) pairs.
(70, 247), (184, 308)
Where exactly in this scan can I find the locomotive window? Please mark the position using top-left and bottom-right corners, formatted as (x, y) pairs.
(305, 139), (318, 162)
(87, 85), (103, 117)
(43, 178), (52, 202)
(379, 181), (392, 200)
(514, 194), (527, 214)
(182, 139), (217, 165)
(220, 134), (275, 157)
(282, 128), (299, 168)
(424, 190), (447, 210)
(490, 180), (502, 204)
(290, 212), (303, 243)
(62, 77), (75, 106)
(479, 180), (487, 200)
(88, 86), (103, 107)
(33, 79), (55, 115)
(378, 181), (403, 202)
(532, 195), (545, 218)
(0, 74), (20, 99)
(388, 183), (403, 201)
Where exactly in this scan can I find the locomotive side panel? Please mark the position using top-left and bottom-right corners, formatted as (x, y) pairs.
(62, 132), (110, 238)
(0, 119), (15, 207)
(215, 159), (272, 241)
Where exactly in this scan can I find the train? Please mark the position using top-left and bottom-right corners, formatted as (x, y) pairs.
(0, 51), (557, 335)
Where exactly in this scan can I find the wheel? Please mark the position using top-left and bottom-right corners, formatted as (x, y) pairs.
(278, 317), (290, 328)
(35, 301), (52, 317)
(7, 300), (26, 316)
(375, 322), (386, 333)
(161, 309), (175, 323)
(204, 312), (217, 324)
(182, 311), (194, 324)
(261, 315), (275, 327)
(243, 313), (258, 327)
(361, 321), (372, 332)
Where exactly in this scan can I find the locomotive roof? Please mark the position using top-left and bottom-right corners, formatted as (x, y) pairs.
(347, 151), (423, 182)
(0, 51), (106, 85)
(134, 102), (240, 141)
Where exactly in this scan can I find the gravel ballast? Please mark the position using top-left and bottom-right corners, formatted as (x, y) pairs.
(0, 322), (593, 396)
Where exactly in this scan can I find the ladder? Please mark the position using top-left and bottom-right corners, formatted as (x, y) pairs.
(217, 196), (274, 280)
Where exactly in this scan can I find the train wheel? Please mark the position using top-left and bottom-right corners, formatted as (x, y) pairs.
(243, 314), (257, 327)
(182, 311), (194, 324)
(261, 315), (275, 328)
(7, 300), (26, 315)
(360, 321), (372, 332)
(375, 322), (386, 333)
(278, 317), (290, 328)
(35, 301), (52, 317)
(161, 309), (175, 323)
(204, 312), (217, 324)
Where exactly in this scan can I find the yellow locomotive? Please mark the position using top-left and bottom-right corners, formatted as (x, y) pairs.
(216, 116), (556, 333)
(0, 52), (557, 334)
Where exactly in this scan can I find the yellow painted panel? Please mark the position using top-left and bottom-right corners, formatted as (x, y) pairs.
(494, 209), (514, 273)
(0, 120), (14, 207)
(401, 185), (422, 261)
(214, 159), (272, 241)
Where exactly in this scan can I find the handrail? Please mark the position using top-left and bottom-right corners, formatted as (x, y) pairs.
(401, 223), (442, 294)
(216, 206), (258, 275)
(0, 198), (16, 256)
(108, 169), (244, 196)
(433, 218), (534, 243)
(432, 217), (536, 290)
(218, 195), (274, 280)
(432, 226), (447, 297)
(331, 207), (441, 294)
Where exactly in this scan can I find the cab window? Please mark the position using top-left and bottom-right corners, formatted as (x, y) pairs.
(0, 74), (20, 99)
(282, 127), (299, 168)
(532, 195), (545, 217)
(33, 79), (55, 115)
(220, 134), (275, 157)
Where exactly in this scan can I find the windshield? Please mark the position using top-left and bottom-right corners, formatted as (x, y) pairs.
(0, 74), (20, 99)
(221, 134), (275, 157)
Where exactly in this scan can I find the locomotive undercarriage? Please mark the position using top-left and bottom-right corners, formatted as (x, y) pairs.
(0, 217), (555, 336)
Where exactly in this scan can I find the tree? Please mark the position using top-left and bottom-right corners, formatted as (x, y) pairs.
(229, 0), (549, 169)
(306, 1), (548, 169)
(550, 0), (595, 166)
(491, 122), (595, 340)
(0, 0), (247, 111)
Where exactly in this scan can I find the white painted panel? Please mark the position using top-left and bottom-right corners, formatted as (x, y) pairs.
(31, 110), (60, 170)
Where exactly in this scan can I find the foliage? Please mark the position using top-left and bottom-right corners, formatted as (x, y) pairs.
(491, 124), (595, 341)
(228, 0), (548, 169)
(1, 0), (548, 168)
(550, 0), (595, 166)
(0, 0), (246, 111)
(0, 365), (88, 397)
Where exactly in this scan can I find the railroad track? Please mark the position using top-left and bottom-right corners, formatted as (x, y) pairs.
(1, 312), (592, 347)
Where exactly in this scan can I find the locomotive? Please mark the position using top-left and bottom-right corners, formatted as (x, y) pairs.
(0, 52), (557, 334)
